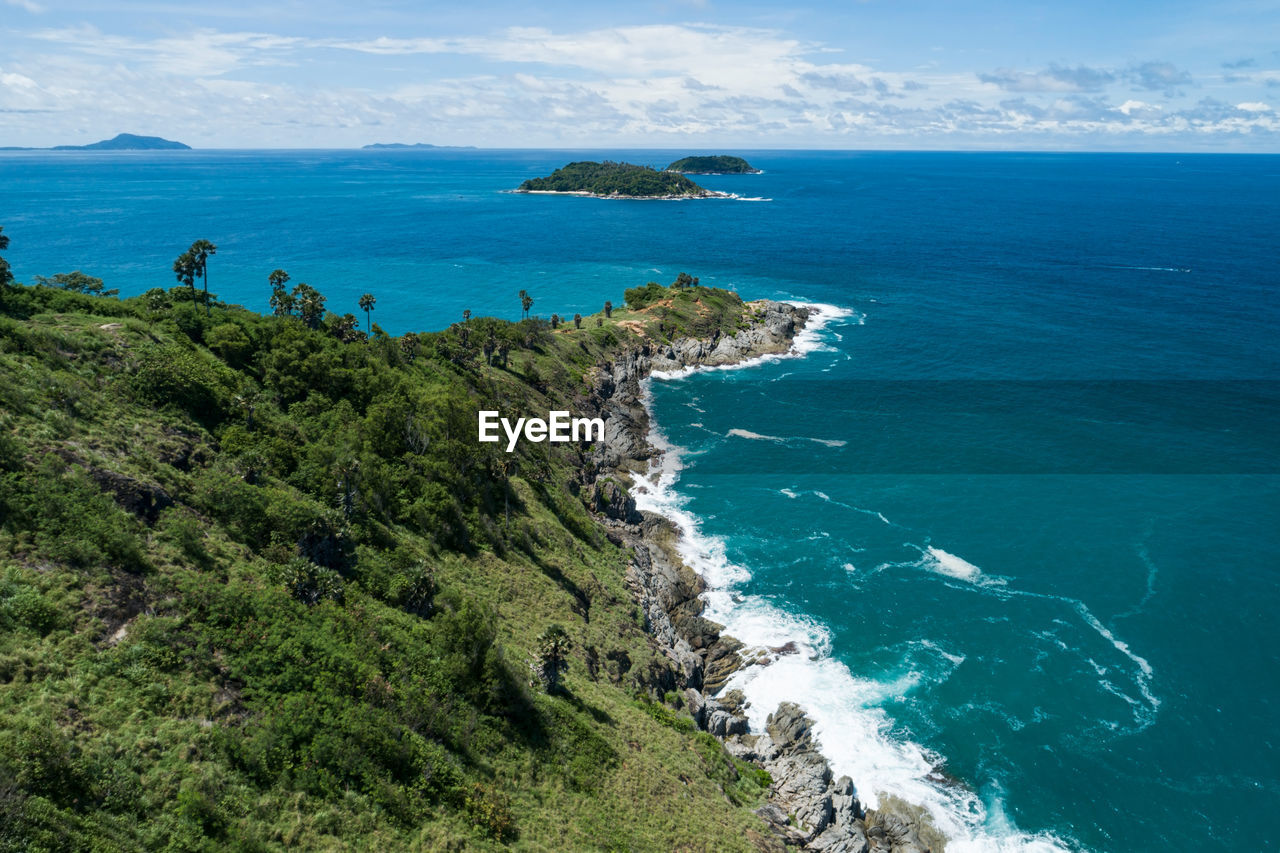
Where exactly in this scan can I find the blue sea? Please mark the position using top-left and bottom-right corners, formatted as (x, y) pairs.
(3, 149), (1278, 851)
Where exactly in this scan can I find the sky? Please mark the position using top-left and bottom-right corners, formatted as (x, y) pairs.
(1, 0), (1278, 150)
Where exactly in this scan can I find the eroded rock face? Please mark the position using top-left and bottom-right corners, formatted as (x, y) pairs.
(648, 301), (809, 374)
(738, 703), (869, 849)
(580, 301), (946, 852)
(583, 301), (809, 475)
(590, 476), (640, 523)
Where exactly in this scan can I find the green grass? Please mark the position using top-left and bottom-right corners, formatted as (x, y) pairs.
(0, 276), (769, 851)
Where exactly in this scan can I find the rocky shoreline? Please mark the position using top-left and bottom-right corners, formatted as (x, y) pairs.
(579, 302), (946, 853)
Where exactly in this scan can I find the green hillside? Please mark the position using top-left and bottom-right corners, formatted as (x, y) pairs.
(0, 238), (781, 851)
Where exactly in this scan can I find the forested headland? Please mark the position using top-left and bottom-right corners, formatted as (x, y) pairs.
(0, 228), (782, 851)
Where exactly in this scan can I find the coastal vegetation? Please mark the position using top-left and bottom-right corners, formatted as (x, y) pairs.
(665, 155), (760, 174)
(0, 229), (779, 851)
(516, 161), (716, 198)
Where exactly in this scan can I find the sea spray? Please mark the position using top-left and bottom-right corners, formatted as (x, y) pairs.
(631, 303), (1080, 853)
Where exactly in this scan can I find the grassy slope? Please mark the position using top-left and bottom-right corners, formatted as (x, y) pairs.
(0, 279), (779, 852)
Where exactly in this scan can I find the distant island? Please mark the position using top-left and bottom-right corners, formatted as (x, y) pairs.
(516, 160), (728, 199)
(0, 133), (190, 151)
(362, 142), (477, 150)
(666, 155), (760, 174)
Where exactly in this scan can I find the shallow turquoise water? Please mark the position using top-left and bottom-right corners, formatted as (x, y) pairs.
(3, 149), (1277, 850)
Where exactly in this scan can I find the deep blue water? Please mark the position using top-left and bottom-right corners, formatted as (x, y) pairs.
(3, 149), (1278, 851)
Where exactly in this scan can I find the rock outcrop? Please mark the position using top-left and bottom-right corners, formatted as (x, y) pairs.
(579, 299), (948, 852)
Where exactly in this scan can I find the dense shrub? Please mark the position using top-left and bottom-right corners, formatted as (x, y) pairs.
(624, 281), (667, 309)
(133, 344), (232, 421)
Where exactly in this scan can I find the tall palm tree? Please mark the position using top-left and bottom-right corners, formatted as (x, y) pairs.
(173, 250), (197, 315)
(483, 329), (496, 365)
(358, 293), (376, 332)
(269, 269), (293, 316)
(188, 240), (217, 316)
(292, 282), (326, 329)
(0, 225), (14, 286)
(604, 300), (613, 318)
(462, 308), (471, 323)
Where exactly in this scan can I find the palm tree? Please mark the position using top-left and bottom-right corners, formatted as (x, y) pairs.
(518, 289), (533, 319)
(358, 293), (376, 332)
(550, 313), (560, 329)
(173, 250), (197, 314)
(462, 308), (471, 323)
(531, 624), (572, 694)
(400, 332), (420, 363)
(188, 240), (217, 315)
(604, 300), (613, 318)
(483, 329), (496, 365)
(573, 313), (582, 329)
(0, 226), (12, 286)
(268, 269), (293, 316)
(292, 282), (326, 329)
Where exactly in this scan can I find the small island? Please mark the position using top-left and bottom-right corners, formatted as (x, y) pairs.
(515, 160), (728, 199)
(665, 155), (760, 174)
(56, 133), (190, 151)
(361, 142), (477, 150)
(1, 133), (191, 151)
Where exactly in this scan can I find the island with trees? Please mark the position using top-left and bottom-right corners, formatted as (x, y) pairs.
(665, 155), (761, 174)
(1, 133), (191, 151)
(515, 160), (729, 199)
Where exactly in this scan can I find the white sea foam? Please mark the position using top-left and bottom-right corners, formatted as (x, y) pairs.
(1073, 602), (1160, 718)
(1115, 536), (1159, 621)
(727, 428), (848, 448)
(728, 428), (785, 442)
(925, 546), (983, 581)
(635, 466), (1077, 851)
(631, 306), (1079, 853)
(919, 638), (967, 668)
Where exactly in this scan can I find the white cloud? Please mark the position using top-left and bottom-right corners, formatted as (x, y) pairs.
(2, 21), (1277, 148)
(1117, 99), (1161, 117)
(29, 25), (304, 77)
(5, 0), (44, 13)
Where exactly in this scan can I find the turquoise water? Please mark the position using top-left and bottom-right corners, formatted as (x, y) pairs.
(3, 150), (1277, 850)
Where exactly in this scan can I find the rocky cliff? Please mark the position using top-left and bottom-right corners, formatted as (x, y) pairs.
(580, 301), (946, 853)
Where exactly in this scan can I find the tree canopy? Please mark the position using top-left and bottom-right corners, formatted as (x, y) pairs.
(665, 155), (759, 174)
(517, 161), (713, 197)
